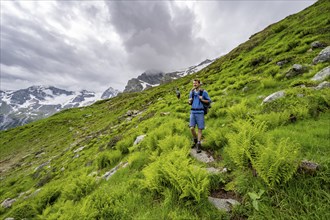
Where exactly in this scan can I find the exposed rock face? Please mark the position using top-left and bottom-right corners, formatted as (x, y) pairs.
(101, 87), (120, 99)
(123, 59), (214, 93)
(313, 46), (330, 64)
(124, 78), (145, 93)
(137, 71), (165, 84)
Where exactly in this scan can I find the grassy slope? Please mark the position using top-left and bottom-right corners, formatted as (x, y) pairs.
(1, 0), (329, 219)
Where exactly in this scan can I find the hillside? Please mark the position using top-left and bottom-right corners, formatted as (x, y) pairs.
(0, 0), (329, 219)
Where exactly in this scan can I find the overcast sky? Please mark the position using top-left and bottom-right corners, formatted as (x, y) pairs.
(0, 0), (316, 93)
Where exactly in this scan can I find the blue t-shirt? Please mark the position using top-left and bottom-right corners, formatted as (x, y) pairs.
(189, 89), (211, 114)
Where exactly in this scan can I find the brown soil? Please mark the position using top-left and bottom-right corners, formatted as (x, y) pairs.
(210, 188), (242, 202)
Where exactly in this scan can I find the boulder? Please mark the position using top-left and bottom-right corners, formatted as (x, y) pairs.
(285, 64), (307, 78)
(208, 197), (240, 212)
(262, 91), (285, 104)
(276, 60), (289, 67)
(315, 81), (330, 90)
(1, 198), (16, 208)
(134, 135), (146, 145)
(310, 41), (326, 49)
(313, 46), (330, 64)
(299, 160), (319, 174)
(311, 66), (330, 81)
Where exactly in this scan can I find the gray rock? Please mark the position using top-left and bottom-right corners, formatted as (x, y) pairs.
(299, 160), (319, 174)
(208, 197), (240, 212)
(311, 66), (330, 81)
(73, 146), (85, 153)
(276, 60), (289, 67)
(190, 149), (214, 163)
(285, 64), (307, 78)
(134, 135), (146, 145)
(206, 167), (227, 174)
(1, 198), (16, 208)
(103, 162), (128, 181)
(313, 46), (330, 64)
(311, 41), (326, 49)
(242, 86), (249, 92)
(315, 81), (330, 90)
(34, 162), (50, 172)
(262, 91), (285, 104)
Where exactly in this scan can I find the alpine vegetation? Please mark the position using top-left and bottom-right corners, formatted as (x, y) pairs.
(1, 0), (329, 219)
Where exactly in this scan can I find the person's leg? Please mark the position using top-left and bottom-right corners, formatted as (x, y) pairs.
(198, 129), (203, 142)
(191, 127), (197, 139)
(189, 114), (198, 147)
(196, 114), (205, 153)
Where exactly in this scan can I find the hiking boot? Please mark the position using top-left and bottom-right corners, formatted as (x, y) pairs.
(196, 142), (202, 153)
(191, 139), (197, 148)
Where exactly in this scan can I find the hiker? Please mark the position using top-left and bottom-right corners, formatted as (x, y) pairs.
(176, 87), (181, 99)
(188, 79), (211, 153)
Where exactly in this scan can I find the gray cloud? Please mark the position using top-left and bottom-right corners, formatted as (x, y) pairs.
(0, 0), (316, 93)
(106, 1), (210, 71)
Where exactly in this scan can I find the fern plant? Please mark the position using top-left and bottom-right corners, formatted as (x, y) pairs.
(227, 101), (250, 121)
(225, 119), (268, 168)
(252, 138), (301, 187)
(142, 149), (209, 204)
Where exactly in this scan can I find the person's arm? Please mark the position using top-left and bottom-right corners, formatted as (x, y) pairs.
(199, 91), (211, 104)
(188, 91), (193, 105)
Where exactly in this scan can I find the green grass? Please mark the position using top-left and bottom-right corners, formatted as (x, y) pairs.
(1, 0), (329, 219)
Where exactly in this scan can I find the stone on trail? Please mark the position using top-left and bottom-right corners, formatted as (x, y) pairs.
(190, 148), (214, 163)
(208, 197), (240, 212)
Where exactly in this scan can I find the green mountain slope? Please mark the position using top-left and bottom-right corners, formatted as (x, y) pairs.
(1, 0), (329, 219)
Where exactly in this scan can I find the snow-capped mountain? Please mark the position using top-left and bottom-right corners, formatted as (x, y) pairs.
(123, 59), (214, 93)
(0, 85), (119, 130)
(101, 87), (120, 99)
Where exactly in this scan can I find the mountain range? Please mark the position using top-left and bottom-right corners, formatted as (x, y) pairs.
(0, 86), (119, 130)
(0, 59), (214, 130)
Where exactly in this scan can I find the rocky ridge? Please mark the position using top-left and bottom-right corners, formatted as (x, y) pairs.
(123, 59), (214, 93)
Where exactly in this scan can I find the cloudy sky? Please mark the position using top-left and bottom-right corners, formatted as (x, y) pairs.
(1, 0), (316, 93)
